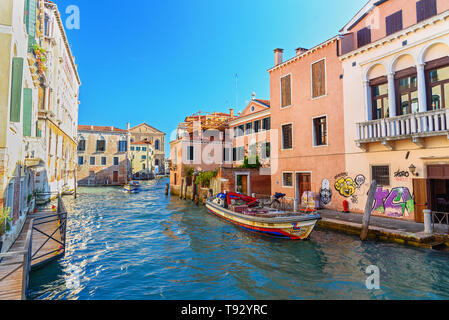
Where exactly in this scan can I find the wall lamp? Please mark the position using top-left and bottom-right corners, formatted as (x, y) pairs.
(409, 164), (419, 177)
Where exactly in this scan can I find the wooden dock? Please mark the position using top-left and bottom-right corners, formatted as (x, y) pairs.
(0, 196), (67, 300)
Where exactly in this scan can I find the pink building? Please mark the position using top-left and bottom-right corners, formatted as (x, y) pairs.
(268, 38), (346, 211)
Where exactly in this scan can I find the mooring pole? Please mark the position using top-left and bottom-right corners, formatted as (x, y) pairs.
(165, 183), (169, 196)
(361, 180), (377, 241)
(180, 179), (184, 199)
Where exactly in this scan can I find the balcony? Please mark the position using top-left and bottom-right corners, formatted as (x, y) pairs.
(24, 137), (46, 167)
(356, 109), (449, 150)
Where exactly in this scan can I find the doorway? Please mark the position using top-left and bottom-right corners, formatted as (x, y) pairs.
(296, 173), (312, 210)
(236, 173), (250, 195)
(113, 171), (119, 184)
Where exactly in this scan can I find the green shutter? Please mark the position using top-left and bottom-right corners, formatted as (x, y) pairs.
(10, 57), (24, 123)
(23, 88), (32, 136)
(36, 121), (42, 137)
(26, 0), (36, 51)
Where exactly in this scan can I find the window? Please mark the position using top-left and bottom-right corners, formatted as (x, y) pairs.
(131, 146), (135, 151)
(397, 72), (419, 115)
(282, 124), (293, 149)
(113, 157), (119, 166)
(245, 123), (253, 135)
(233, 127), (238, 138)
(187, 146), (194, 161)
(78, 156), (84, 165)
(262, 117), (271, 131)
(118, 141), (127, 152)
(236, 147), (245, 161)
(142, 147), (147, 151)
(281, 74), (292, 108)
(372, 166), (390, 186)
(254, 120), (261, 133)
(101, 157), (107, 166)
(282, 172), (293, 187)
(371, 81), (389, 119)
(428, 64), (449, 110)
(223, 148), (231, 162)
(141, 155), (146, 160)
(155, 139), (160, 150)
(155, 159), (160, 166)
(260, 142), (270, 159)
(90, 157), (96, 165)
(143, 164), (146, 170)
(386, 10), (403, 36)
(416, 0), (437, 23)
(313, 116), (327, 146)
(311, 60), (326, 98)
(136, 147), (141, 151)
(357, 27), (371, 48)
(96, 139), (106, 152)
(238, 125), (244, 137)
(78, 139), (86, 152)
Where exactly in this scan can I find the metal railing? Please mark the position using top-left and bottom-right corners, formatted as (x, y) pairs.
(432, 211), (449, 234)
(0, 195), (68, 300)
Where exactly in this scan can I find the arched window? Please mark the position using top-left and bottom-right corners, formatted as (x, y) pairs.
(155, 139), (160, 150)
(155, 159), (160, 166)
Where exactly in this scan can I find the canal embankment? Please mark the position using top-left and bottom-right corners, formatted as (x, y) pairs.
(318, 210), (449, 249)
(169, 184), (449, 249)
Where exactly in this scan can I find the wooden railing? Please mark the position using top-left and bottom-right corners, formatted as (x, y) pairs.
(357, 109), (449, 142)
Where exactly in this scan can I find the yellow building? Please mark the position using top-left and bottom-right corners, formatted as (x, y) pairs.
(130, 140), (154, 180)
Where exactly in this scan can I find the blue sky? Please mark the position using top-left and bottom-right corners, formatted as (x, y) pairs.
(54, 0), (366, 156)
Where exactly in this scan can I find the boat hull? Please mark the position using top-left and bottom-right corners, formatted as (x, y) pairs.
(206, 201), (320, 240)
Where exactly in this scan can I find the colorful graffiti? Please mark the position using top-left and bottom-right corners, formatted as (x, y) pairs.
(373, 187), (414, 218)
(319, 179), (332, 205)
(335, 177), (356, 198)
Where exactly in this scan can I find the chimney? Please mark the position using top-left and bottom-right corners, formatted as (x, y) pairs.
(296, 47), (308, 56)
(127, 122), (130, 131)
(274, 48), (284, 66)
(229, 108), (234, 117)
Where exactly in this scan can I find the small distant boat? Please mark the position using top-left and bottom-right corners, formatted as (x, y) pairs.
(123, 181), (141, 193)
(205, 192), (321, 240)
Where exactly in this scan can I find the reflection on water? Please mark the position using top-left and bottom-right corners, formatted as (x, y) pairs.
(28, 179), (449, 300)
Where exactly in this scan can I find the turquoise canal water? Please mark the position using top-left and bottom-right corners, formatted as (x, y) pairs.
(28, 179), (449, 300)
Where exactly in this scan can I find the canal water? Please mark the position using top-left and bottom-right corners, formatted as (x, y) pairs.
(28, 179), (449, 300)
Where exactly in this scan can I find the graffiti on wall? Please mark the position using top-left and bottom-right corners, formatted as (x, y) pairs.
(394, 169), (410, 182)
(334, 174), (366, 199)
(373, 187), (414, 218)
(319, 179), (332, 206)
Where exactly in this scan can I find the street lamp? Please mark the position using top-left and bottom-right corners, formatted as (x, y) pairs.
(409, 164), (419, 177)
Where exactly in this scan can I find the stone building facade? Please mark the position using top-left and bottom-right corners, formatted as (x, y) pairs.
(129, 123), (166, 175)
(77, 126), (130, 186)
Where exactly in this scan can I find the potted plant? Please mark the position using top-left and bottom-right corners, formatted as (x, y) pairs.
(0, 207), (12, 245)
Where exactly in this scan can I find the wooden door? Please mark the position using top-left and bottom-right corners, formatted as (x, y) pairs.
(413, 179), (429, 223)
(113, 171), (119, 184)
(297, 173), (311, 199)
(241, 175), (248, 195)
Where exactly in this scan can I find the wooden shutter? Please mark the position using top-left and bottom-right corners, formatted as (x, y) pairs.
(312, 60), (326, 98)
(26, 0), (37, 51)
(386, 10), (403, 36)
(10, 57), (24, 123)
(413, 179), (429, 223)
(23, 88), (32, 136)
(357, 27), (371, 48)
(281, 75), (291, 107)
(417, 0), (437, 23)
